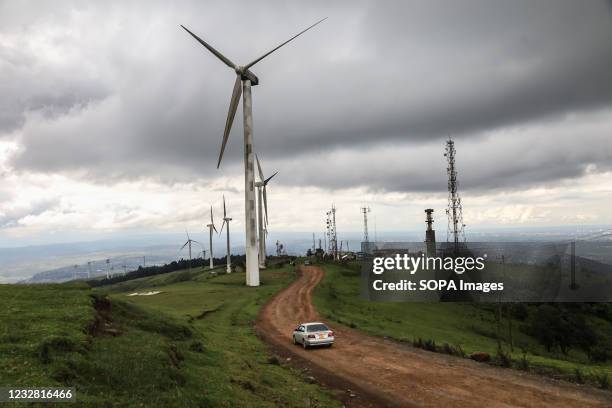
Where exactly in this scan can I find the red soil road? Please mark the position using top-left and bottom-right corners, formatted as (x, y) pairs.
(256, 265), (612, 408)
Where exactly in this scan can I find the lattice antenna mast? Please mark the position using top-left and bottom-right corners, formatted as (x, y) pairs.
(361, 206), (371, 243)
(331, 205), (338, 260)
(326, 205), (339, 260)
(326, 212), (331, 254)
(444, 137), (466, 250)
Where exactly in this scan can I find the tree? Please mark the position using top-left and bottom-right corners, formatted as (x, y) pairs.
(528, 305), (559, 352)
(528, 305), (598, 356)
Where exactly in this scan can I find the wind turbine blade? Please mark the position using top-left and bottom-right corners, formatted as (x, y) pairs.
(210, 205), (214, 224)
(180, 241), (189, 250)
(191, 240), (205, 250)
(264, 171), (278, 185)
(213, 224), (218, 233)
(217, 75), (242, 168)
(255, 154), (264, 182)
(220, 219), (226, 235)
(180, 25), (236, 69)
(223, 195), (227, 218)
(244, 18), (327, 69)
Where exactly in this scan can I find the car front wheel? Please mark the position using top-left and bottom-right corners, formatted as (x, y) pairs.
(302, 340), (308, 349)
(293, 336), (297, 345)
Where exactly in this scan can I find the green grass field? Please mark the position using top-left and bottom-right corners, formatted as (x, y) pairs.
(0, 265), (341, 407)
(313, 261), (612, 386)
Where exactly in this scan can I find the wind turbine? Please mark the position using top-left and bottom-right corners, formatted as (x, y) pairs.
(181, 18), (326, 287)
(181, 231), (202, 270)
(206, 206), (217, 270)
(219, 196), (232, 274)
(255, 155), (277, 268)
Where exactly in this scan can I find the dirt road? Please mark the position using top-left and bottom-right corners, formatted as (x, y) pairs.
(256, 265), (612, 408)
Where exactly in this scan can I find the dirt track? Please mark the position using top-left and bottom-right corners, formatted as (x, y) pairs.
(256, 265), (612, 408)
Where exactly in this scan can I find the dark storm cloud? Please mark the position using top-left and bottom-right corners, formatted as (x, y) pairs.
(2, 0), (612, 192)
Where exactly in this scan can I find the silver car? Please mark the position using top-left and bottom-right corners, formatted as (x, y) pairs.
(292, 322), (334, 349)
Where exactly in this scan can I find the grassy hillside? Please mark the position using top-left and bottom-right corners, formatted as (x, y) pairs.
(0, 266), (340, 407)
(313, 261), (612, 386)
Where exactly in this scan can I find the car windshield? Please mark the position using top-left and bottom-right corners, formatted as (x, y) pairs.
(307, 324), (329, 332)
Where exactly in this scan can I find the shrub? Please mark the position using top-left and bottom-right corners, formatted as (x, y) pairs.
(496, 347), (512, 368)
(441, 343), (465, 357)
(412, 337), (436, 351)
(423, 339), (437, 352)
(596, 372), (609, 389)
(589, 345), (609, 363)
(573, 368), (584, 384)
(511, 304), (529, 321)
(518, 349), (529, 371)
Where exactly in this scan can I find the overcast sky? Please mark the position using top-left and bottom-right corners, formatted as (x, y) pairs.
(1, 0), (611, 247)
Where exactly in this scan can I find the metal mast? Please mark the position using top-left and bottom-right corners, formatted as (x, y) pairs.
(326, 205), (339, 260)
(323, 231), (327, 252)
(425, 209), (436, 258)
(361, 206), (371, 243)
(444, 137), (466, 251)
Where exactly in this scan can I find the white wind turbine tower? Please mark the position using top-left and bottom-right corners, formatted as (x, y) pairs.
(206, 206), (218, 270)
(255, 155), (277, 269)
(180, 231), (202, 270)
(219, 196), (232, 274)
(181, 18), (326, 286)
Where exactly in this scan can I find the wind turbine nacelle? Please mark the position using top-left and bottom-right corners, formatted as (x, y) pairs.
(236, 66), (259, 86)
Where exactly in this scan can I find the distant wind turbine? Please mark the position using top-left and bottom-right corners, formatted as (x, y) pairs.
(206, 206), (217, 270)
(219, 196), (232, 274)
(181, 18), (326, 286)
(255, 155), (277, 268)
(180, 231), (203, 270)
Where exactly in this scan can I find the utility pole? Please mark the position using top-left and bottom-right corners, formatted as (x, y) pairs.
(570, 241), (578, 290)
